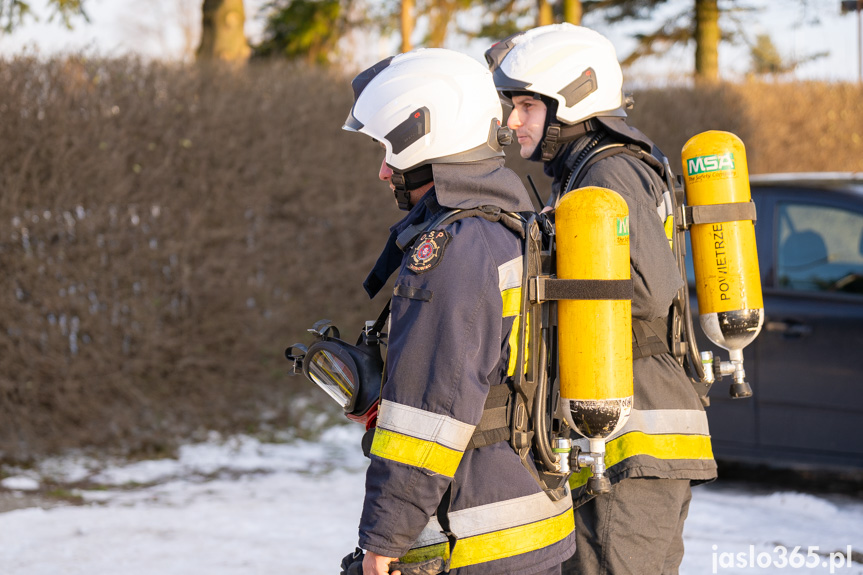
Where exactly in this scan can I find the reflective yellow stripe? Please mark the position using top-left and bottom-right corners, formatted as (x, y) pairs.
(501, 259), (525, 377)
(502, 286), (529, 377)
(401, 507), (574, 568)
(664, 215), (674, 250)
(568, 432), (714, 489)
(568, 467), (592, 489)
(370, 428), (463, 477)
(507, 311), (530, 377)
(402, 543), (449, 564)
(501, 287), (521, 318)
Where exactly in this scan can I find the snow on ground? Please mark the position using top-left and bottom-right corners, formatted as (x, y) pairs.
(1, 425), (861, 575)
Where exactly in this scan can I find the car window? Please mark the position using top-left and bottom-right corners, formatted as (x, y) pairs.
(682, 191), (766, 287)
(776, 202), (863, 295)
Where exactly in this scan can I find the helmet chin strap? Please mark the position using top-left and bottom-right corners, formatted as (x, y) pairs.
(532, 96), (599, 162)
(540, 118), (599, 162)
(391, 164), (435, 210)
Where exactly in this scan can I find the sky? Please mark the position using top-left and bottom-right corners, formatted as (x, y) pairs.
(0, 0), (860, 82)
(1, 426), (862, 575)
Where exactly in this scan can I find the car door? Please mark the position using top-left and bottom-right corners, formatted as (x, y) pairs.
(754, 187), (863, 467)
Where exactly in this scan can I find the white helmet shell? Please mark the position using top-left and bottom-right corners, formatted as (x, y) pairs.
(486, 24), (624, 125)
(344, 48), (505, 172)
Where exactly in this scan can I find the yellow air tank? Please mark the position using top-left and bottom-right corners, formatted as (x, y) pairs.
(556, 186), (633, 493)
(681, 131), (764, 397)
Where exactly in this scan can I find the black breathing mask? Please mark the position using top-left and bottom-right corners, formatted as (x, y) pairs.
(286, 310), (388, 429)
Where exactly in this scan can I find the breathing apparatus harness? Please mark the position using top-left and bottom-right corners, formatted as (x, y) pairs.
(395, 204), (583, 501)
(487, 126), (762, 501)
(462, 129), (709, 502)
(549, 126), (718, 403)
(381, 197), (601, 502)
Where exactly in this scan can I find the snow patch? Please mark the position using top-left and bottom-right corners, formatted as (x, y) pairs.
(1, 476), (40, 491)
(2, 426), (861, 575)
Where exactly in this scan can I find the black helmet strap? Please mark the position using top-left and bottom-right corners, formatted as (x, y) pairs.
(391, 164), (434, 210)
(540, 118), (598, 162)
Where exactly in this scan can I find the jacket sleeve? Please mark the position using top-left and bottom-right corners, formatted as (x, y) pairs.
(579, 154), (683, 320)
(358, 219), (504, 558)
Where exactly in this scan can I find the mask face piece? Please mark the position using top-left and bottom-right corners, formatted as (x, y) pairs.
(305, 343), (359, 410)
(287, 316), (386, 430)
(301, 333), (384, 425)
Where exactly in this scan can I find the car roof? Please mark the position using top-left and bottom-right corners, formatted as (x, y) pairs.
(749, 172), (863, 198)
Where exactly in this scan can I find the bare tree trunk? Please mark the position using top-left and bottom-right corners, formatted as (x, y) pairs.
(537, 0), (552, 26)
(694, 0), (720, 82)
(401, 0), (414, 52)
(196, 0), (251, 63)
(563, 0), (582, 25)
(427, 0), (457, 47)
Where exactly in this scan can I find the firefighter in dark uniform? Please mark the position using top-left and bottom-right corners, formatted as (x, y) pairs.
(342, 49), (576, 575)
(486, 25), (718, 575)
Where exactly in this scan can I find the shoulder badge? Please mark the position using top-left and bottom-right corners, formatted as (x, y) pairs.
(407, 229), (452, 274)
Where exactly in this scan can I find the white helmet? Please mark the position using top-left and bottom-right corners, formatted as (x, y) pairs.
(344, 49), (508, 174)
(485, 24), (624, 125)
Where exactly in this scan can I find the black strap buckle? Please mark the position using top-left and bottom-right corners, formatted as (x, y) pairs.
(540, 123), (562, 162)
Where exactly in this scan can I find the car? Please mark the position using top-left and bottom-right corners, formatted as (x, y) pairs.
(685, 173), (863, 474)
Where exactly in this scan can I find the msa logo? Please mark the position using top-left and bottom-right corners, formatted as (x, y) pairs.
(687, 153), (735, 175)
(616, 216), (629, 237)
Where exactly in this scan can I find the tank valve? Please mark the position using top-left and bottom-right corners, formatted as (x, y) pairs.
(727, 349), (752, 398)
(702, 349), (752, 398)
(574, 438), (611, 495)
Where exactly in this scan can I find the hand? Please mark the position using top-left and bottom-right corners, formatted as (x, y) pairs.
(363, 550), (401, 575)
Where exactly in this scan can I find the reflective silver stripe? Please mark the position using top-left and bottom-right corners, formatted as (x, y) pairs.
(377, 400), (475, 452)
(498, 256), (523, 292)
(411, 490), (572, 547)
(618, 408), (710, 437)
(412, 518), (447, 548)
(450, 489), (571, 537)
(657, 191), (673, 222)
(572, 408), (710, 449)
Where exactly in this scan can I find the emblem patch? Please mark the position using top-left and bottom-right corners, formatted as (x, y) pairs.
(407, 229), (452, 274)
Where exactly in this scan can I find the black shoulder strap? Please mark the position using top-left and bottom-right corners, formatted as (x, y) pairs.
(395, 208), (462, 251)
(566, 142), (667, 196)
(396, 205), (525, 252)
(466, 383), (513, 450)
(562, 140), (682, 365)
(632, 316), (671, 360)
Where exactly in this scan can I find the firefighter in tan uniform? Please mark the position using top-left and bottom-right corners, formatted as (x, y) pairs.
(487, 24), (717, 575)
